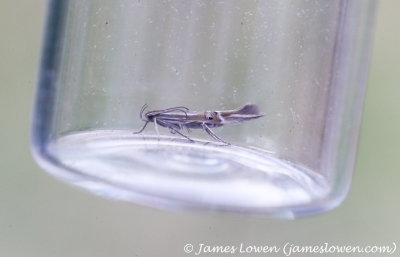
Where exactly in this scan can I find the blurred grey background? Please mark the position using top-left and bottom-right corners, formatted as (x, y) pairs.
(0, 1), (399, 257)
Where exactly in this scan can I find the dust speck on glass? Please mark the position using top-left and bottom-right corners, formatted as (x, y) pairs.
(32, 0), (376, 218)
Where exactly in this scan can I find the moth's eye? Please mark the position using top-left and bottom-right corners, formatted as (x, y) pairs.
(208, 116), (213, 120)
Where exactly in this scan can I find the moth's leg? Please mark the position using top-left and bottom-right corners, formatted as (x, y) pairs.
(159, 108), (188, 119)
(202, 123), (230, 145)
(154, 119), (193, 142)
(179, 123), (191, 133)
(133, 121), (149, 134)
(159, 106), (189, 112)
(148, 108), (189, 119)
(169, 127), (195, 143)
(156, 120), (180, 132)
(154, 117), (160, 140)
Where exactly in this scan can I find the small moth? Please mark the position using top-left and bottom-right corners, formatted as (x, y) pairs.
(134, 103), (264, 145)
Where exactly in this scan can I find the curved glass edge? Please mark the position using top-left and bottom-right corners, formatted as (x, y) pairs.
(31, 142), (343, 220)
(31, 0), (67, 154)
(322, 0), (377, 209)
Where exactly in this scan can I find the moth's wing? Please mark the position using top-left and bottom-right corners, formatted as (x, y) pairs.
(224, 103), (264, 116)
(234, 103), (261, 115)
(220, 104), (264, 124)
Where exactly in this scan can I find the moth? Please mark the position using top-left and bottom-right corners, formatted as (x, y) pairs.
(134, 103), (264, 145)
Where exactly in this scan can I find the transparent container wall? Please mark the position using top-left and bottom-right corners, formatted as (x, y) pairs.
(32, 0), (376, 218)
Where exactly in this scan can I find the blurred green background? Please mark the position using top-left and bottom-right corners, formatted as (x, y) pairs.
(0, 1), (399, 257)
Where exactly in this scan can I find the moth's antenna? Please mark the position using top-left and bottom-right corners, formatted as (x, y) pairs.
(139, 104), (148, 121)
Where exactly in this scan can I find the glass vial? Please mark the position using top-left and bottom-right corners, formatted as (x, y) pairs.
(32, 0), (376, 218)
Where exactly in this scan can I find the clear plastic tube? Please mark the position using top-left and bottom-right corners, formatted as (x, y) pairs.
(32, 0), (376, 218)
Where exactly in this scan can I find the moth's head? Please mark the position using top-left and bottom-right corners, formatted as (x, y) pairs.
(144, 112), (155, 122)
(205, 111), (222, 124)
